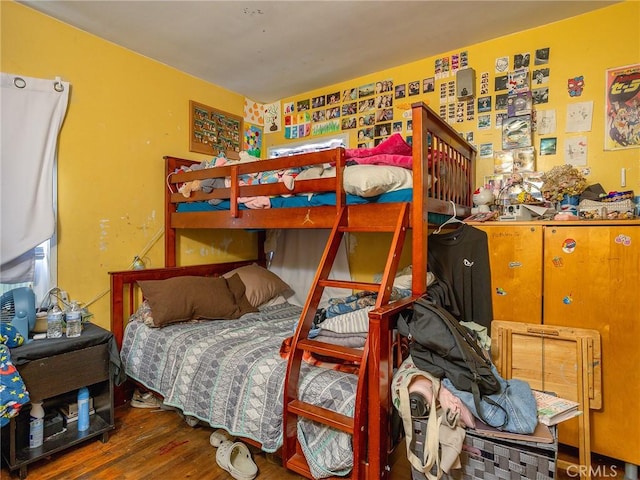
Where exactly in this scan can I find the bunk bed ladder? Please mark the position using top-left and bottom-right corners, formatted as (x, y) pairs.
(282, 202), (410, 480)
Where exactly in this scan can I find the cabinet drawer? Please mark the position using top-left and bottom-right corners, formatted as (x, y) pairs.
(17, 343), (109, 400)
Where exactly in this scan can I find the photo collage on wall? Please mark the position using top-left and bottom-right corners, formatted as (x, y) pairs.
(484, 47), (552, 177)
(479, 47), (551, 200)
(285, 72), (440, 147)
(435, 51), (471, 125)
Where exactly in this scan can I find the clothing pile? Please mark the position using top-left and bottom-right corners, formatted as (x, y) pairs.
(0, 323), (30, 426)
(392, 224), (538, 478)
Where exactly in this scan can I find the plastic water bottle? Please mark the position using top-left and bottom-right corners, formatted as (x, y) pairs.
(46, 305), (64, 338)
(77, 387), (90, 432)
(66, 301), (82, 338)
(29, 401), (45, 448)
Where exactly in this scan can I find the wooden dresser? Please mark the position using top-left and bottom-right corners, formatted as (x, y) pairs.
(472, 220), (640, 465)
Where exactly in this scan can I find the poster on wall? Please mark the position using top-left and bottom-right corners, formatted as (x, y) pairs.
(243, 124), (263, 158)
(502, 114), (532, 150)
(263, 101), (281, 134)
(244, 98), (264, 126)
(605, 63), (640, 150)
(284, 112), (311, 140)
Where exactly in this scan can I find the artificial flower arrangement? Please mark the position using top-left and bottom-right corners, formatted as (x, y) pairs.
(540, 164), (587, 202)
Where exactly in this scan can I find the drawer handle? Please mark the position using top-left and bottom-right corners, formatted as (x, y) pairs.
(527, 327), (560, 336)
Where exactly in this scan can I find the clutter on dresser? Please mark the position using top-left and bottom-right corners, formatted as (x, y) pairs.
(540, 164), (588, 203)
(58, 391), (95, 427)
(472, 187), (494, 213)
(483, 167), (638, 221)
(578, 198), (635, 220)
(34, 287), (94, 341)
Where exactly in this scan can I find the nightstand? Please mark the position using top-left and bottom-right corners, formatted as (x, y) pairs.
(1, 324), (118, 479)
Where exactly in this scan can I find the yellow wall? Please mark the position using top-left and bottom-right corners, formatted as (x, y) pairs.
(269, 2), (640, 189)
(2, 1), (639, 328)
(266, 2), (640, 278)
(1, 2), (256, 329)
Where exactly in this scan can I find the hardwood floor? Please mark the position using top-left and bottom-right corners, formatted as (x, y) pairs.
(1, 405), (306, 480)
(1, 403), (628, 480)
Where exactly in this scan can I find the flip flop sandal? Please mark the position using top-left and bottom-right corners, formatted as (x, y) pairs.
(210, 428), (235, 448)
(184, 415), (200, 427)
(216, 441), (258, 480)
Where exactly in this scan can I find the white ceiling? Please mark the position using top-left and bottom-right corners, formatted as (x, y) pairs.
(19, 1), (618, 103)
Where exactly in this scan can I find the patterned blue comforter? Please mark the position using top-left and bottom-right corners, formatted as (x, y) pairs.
(120, 302), (356, 478)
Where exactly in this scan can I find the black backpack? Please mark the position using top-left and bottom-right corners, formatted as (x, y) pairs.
(398, 296), (507, 428)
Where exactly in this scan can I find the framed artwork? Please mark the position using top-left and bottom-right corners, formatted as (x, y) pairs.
(189, 100), (243, 156)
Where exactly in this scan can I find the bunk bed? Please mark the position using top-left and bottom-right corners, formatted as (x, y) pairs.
(109, 102), (476, 480)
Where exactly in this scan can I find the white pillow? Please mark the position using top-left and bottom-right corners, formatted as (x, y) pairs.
(343, 165), (413, 197)
(295, 165), (335, 181)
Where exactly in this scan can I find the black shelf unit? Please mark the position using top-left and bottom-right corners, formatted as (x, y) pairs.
(1, 334), (115, 479)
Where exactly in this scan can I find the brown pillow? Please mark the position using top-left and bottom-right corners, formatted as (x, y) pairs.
(138, 276), (241, 327)
(223, 263), (291, 307)
(225, 273), (259, 316)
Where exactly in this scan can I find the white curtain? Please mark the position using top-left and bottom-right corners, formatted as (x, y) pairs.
(269, 229), (351, 308)
(1, 73), (70, 282)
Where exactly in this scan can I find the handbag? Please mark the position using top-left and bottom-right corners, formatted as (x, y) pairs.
(398, 297), (508, 428)
(392, 357), (465, 479)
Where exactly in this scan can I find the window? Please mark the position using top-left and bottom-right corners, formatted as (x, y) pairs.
(0, 239), (56, 306)
(1, 73), (67, 306)
(267, 133), (350, 158)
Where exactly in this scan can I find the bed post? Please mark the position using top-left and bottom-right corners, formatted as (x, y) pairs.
(411, 102), (428, 296)
(164, 156), (178, 267)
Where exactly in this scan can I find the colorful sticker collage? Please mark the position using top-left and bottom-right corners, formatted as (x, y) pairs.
(285, 70), (445, 146)
(477, 47), (552, 179)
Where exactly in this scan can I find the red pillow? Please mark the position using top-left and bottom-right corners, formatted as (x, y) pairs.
(345, 133), (412, 159)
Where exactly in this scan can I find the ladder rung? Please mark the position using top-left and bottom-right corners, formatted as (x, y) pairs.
(297, 339), (364, 362)
(285, 452), (312, 477)
(319, 279), (380, 291)
(338, 225), (399, 233)
(288, 399), (354, 433)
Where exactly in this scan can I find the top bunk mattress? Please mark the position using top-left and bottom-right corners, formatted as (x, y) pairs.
(176, 187), (413, 212)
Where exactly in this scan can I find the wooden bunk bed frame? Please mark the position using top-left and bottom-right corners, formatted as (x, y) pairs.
(110, 102), (476, 480)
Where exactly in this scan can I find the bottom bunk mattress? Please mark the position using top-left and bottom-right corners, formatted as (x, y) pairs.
(120, 301), (356, 478)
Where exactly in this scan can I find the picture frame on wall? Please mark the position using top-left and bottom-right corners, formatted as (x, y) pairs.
(502, 114), (532, 150)
(493, 150), (514, 174)
(189, 100), (243, 156)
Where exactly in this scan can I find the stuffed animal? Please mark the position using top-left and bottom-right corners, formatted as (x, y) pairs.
(179, 178), (202, 197)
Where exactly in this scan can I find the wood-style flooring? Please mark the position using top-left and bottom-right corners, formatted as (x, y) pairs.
(1, 403), (628, 480)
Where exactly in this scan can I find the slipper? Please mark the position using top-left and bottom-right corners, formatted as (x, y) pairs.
(210, 428), (235, 448)
(216, 440), (258, 480)
(130, 389), (163, 409)
(184, 415), (199, 427)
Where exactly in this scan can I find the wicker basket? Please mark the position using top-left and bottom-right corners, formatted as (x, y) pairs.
(410, 418), (558, 480)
